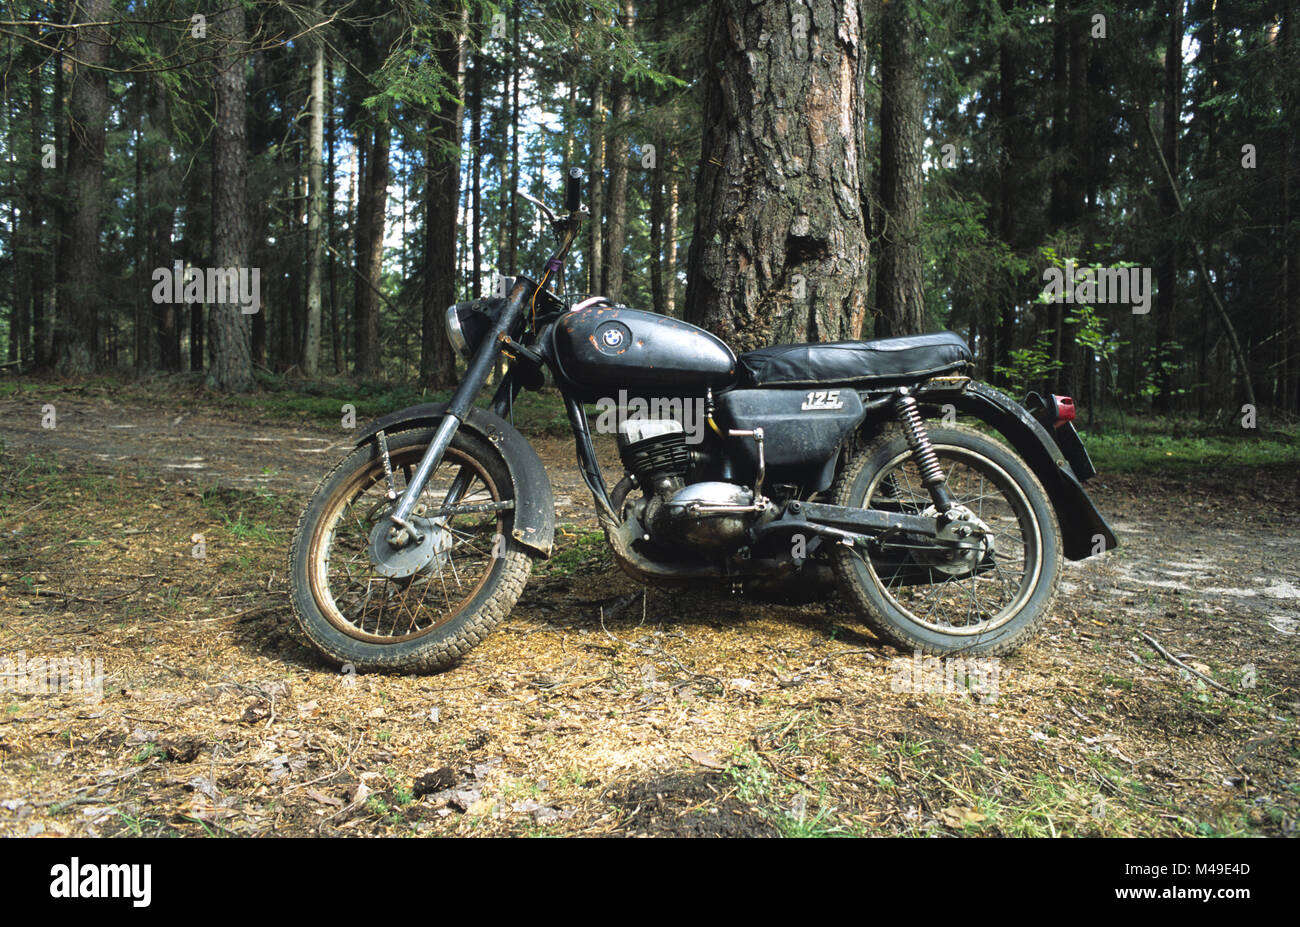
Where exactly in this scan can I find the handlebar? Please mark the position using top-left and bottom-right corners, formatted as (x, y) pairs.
(565, 167), (584, 213)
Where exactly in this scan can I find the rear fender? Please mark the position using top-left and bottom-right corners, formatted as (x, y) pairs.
(915, 380), (1118, 561)
(354, 403), (554, 558)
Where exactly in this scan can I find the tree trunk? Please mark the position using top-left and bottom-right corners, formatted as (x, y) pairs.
(996, 0), (1021, 376)
(877, 0), (926, 336)
(11, 44), (35, 365)
(1285, 0), (1299, 412)
(1058, 3), (1089, 395)
(146, 78), (179, 371)
(27, 51), (45, 366)
(469, 45), (483, 298)
(327, 60), (340, 373)
(650, 132), (666, 315)
(207, 3), (253, 392)
(53, 0), (110, 374)
(303, 3), (326, 378)
(589, 78), (606, 293)
(1154, 0), (1183, 411)
(133, 85), (151, 375)
(421, 14), (466, 389)
(353, 120), (388, 376)
(665, 170), (679, 316)
(603, 0), (636, 303)
(684, 0), (870, 350)
(505, 2), (521, 274)
(182, 149), (205, 373)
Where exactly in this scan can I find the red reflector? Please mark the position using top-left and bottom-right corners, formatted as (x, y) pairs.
(1052, 394), (1076, 425)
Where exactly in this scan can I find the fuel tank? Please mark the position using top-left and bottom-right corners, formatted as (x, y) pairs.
(545, 306), (737, 400)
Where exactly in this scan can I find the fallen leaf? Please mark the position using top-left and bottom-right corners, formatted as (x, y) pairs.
(687, 750), (724, 770)
(937, 806), (986, 827)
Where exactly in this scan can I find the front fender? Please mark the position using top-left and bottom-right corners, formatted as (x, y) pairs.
(355, 403), (554, 558)
(918, 381), (1118, 561)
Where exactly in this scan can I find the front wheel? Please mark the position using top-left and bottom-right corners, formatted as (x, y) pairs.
(288, 426), (532, 673)
(831, 423), (1061, 656)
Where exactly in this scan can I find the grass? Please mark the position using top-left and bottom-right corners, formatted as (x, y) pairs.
(1080, 429), (1300, 474)
(541, 526), (609, 576)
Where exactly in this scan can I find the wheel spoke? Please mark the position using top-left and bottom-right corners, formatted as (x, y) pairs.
(853, 441), (1043, 638)
(308, 443), (505, 643)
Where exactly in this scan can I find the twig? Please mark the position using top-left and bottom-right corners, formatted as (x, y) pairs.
(1139, 631), (1233, 695)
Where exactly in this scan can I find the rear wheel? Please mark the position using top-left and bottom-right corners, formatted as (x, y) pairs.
(288, 427), (532, 672)
(831, 423), (1061, 655)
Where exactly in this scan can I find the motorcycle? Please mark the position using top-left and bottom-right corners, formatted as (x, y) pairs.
(288, 168), (1117, 673)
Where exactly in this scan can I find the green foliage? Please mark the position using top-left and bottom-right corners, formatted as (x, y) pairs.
(993, 335), (1060, 398)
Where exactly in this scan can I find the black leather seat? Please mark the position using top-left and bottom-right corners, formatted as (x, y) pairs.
(737, 331), (972, 388)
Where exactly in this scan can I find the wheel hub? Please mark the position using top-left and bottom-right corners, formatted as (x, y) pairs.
(367, 516), (453, 579)
(916, 504), (993, 576)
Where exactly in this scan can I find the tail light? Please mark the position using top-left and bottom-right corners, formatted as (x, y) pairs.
(1050, 394), (1076, 427)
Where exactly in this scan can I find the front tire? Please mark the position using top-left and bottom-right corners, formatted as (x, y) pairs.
(831, 423), (1061, 656)
(288, 427), (532, 673)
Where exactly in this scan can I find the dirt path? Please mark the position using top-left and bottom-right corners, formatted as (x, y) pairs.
(0, 395), (619, 527)
(1, 393), (1297, 836)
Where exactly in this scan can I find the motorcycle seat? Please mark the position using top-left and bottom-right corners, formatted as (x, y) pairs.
(737, 331), (972, 388)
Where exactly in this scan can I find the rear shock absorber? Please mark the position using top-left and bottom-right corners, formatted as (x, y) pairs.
(894, 388), (954, 513)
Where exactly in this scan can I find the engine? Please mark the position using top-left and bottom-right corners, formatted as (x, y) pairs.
(617, 420), (758, 551)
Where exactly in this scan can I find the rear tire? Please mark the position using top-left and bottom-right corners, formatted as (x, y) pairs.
(288, 427), (532, 673)
(830, 423), (1061, 656)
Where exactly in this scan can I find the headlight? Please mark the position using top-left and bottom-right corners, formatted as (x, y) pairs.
(446, 302), (471, 359)
(445, 299), (497, 360)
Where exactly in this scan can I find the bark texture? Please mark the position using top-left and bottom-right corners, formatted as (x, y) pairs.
(685, 0), (870, 351)
(207, 3), (253, 392)
(53, 0), (110, 373)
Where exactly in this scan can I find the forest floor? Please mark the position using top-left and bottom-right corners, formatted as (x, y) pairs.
(0, 381), (1298, 837)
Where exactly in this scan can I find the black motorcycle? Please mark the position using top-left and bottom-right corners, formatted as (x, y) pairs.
(288, 169), (1117, 673)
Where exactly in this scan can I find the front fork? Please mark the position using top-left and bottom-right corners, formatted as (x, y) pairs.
(383, 288), (528, 548)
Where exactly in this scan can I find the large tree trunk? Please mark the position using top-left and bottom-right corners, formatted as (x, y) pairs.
(420, 14), (466, 389)
(603, 0), (636, 303)
(684, 0), (870, 350)
(53, 0), (110, 374)
(876, 0), (925, 336)
(303, 4), (326, 378)
(207, 3), (253, 392)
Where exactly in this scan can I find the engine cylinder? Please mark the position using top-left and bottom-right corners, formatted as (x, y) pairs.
(617, 420), (691, 488)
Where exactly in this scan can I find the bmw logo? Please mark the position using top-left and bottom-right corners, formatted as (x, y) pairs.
(594, 322), (632, 354)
